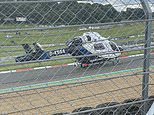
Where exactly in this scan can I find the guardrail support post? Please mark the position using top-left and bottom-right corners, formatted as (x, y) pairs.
(140, 0), (152, 114)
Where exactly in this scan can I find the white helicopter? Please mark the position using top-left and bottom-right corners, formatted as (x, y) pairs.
(15, 32), (123, 67)
(66, 32), (123, 66)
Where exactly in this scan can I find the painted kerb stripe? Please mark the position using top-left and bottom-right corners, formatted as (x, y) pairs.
(0, 65), (154, 94)
(0, 53), (154, 74)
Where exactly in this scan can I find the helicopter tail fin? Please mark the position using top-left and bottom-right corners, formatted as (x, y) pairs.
(22, 44), (33, 54)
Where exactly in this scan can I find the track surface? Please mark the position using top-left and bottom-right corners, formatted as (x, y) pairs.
(0, 55), (154, 89)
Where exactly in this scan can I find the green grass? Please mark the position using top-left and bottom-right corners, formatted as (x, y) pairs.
(0, 22), (146, 57)
(0, 23), (145, 46)
(0, 24), (35, 29)
(0, 22), (153, 71)
(0, 58), (75, 71)
(0, 48), (154, 71)
(0, 45), (66, 57)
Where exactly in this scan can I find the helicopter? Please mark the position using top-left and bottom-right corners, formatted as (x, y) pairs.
(15, 32), (123, 67)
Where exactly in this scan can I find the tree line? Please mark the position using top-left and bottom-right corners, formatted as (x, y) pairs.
(0, 1), (150, 25)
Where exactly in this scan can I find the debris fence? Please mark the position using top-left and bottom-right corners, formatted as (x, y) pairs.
(0, 0), (154, 114)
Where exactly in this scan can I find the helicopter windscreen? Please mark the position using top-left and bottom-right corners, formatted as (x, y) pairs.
(94, 43), (105, 50)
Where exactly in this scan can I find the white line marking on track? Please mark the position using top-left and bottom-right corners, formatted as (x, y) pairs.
(0, 53), (153, 74)
(0, 71), (11, 74)
(33, 67), (46, 70)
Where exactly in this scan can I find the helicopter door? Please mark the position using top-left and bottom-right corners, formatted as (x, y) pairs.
(93, 42), (107, 58)
(109, 41), (119, 51)
(109, 41), (121, 58)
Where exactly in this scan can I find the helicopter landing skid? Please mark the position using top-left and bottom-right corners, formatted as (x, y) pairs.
(76, 57), (120, 68)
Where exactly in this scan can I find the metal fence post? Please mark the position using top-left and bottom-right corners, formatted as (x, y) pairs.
(140, 0), (152, 114)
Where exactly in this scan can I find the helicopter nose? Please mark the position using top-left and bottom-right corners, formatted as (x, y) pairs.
(118, 46), (123, 51)
(118, 46), (128, 55)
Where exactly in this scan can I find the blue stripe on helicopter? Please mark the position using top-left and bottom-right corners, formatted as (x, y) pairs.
(79, 47), (92, 55)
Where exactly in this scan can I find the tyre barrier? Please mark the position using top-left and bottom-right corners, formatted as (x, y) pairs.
(118, 98), (142, 115)
(72, 107), (94, 115)
(52, 96), (154, 115)
(95, 102), (120, 115)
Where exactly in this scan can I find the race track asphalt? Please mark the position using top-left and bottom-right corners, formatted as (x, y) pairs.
(0, 55), (154, 89)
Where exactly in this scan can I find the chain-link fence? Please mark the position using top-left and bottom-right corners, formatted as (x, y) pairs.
(0, 0), (154, 114)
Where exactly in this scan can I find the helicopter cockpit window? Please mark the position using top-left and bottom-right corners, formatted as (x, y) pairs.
(109, 42), (118, 51)
(94, 43), (105, 50)
(86, 35), (91, 41)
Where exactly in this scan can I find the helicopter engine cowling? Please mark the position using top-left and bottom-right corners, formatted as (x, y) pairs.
(66, 36), (95, 64)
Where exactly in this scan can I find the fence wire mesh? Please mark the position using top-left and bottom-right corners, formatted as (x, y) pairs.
(0, 0), (154, 114)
